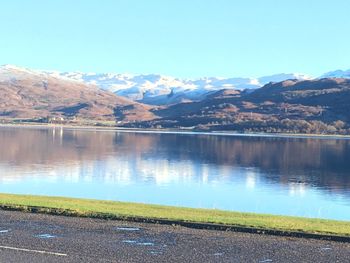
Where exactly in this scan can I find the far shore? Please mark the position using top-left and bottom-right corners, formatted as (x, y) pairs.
(1, 122), (350, 140)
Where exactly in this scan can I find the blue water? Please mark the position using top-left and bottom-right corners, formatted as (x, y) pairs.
(0, 126), (349, 221)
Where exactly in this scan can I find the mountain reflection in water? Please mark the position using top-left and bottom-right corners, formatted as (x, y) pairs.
(0, 126), (349, 220)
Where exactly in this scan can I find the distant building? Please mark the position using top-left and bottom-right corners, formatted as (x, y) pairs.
(48, 117), (65, 124)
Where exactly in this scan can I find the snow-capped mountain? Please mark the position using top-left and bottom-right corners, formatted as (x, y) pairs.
(0, 64), (316, 105)
(0, 64), (47, 80)
(321, 69), (350, 79)
(257, 73), (312, 85)
(45, 70), (313, 105)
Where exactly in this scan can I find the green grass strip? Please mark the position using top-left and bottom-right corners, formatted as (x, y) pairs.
(0, 193), (349, 237)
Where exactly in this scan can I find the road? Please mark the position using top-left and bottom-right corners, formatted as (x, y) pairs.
(0, 210), (349, 262)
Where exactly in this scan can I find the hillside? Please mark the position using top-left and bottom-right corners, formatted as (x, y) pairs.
(126, 78), (350, 134)
(0, 65), (155, 123)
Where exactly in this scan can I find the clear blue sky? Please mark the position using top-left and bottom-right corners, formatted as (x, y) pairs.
(0, 0), (349, 78)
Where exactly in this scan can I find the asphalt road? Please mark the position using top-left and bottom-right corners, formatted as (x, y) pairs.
(0, 210), (349, 262)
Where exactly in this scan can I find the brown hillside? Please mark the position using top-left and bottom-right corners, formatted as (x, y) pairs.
(127, 78), (350, 134)
(0, 66), (155, 122)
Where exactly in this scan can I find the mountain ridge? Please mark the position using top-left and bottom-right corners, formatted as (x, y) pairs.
(50, 70), (313, 105)
(127, 78), (350, 134)
(2, 64), (350, 135)
(1, 65), (315, 105)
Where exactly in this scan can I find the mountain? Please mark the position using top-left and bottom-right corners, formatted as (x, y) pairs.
(127, 78), (350, 134)
(0, 65), (314, 106)
(2, 64), (350, 134)
(0, 65), (155, 123)
(257, 73), (312, 84)
(321, 69), (350, 78)
(46, 69), (312, 105)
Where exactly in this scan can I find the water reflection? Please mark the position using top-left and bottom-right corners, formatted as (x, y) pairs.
(0, 126), (350, 220)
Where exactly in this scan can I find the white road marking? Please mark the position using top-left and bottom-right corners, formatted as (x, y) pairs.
(0, 245), (67, 256)
(35, 234), (56, 239)
(116, 227), (140, 231)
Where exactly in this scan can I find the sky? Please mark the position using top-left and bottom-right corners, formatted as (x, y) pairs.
(0, 0), (349, 78)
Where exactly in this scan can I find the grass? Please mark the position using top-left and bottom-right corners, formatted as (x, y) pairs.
(0, 193), (349, 237)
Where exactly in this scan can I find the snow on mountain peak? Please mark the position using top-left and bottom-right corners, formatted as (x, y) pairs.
(0, 64), (324, 105)
(321, 69), (350, 78)
(1, 64), (25, 70)
(0, 64), (48, 82)
(54, 71), (312, 105)
(258, 73), (312, 85)
(0, 64), (37, 74)
(48, 69), (315, 104)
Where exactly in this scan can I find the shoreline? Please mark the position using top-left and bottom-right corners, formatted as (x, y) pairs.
(0, 193), (349, 242)
(1, 122), (350, 140)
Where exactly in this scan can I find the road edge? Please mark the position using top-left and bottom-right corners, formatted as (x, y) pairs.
(0, 204), (349, 243)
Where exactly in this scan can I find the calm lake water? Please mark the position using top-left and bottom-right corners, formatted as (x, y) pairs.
(0, 126), (350, 221)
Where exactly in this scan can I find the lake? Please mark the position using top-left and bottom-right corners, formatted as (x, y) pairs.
(0, 126), (350, 221)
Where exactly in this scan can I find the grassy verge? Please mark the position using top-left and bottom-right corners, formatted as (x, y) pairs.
(0, 193), (349, 237)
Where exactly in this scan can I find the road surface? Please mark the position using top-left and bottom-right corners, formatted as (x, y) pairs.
(0, 210), (349, 262)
